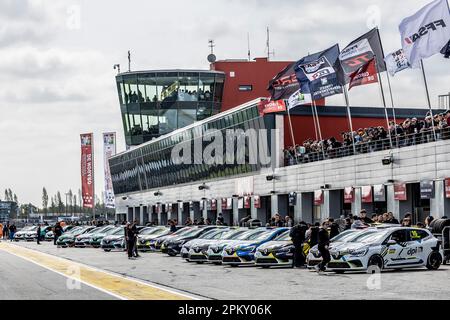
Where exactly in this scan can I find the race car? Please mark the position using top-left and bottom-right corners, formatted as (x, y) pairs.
(14, 226), (38, 241)
(318, 227), (443, 273)
(101, 227), (127, 252)
(222, 227), (290, 267)
(45, 225), (75, 241)
(181, 227), (236, 262)
(56, 226), (96, 248)
(162, 226), (219, 256)
(149, 227), (191, 251)
(136, 226), (172, 251)
(74, 225), (115, 248)
(255, 230), (294, 268)
(205, 228), (253, 264)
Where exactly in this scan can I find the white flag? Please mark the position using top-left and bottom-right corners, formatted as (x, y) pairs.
(384, 49), (411, 76)
(399, 0), (450, 68)
(103, 132), (117, 209)
(287, 90), (312, 109)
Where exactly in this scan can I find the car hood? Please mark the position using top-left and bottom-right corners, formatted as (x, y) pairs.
(257, 240), (292, 251)
(330, 242), (370, 253)
(103, 235), (124, 241)
(139, 234), (166, 241)
(227, 240), (258, 250)
(76, 234), (92, 240)
(184, 239), (215, 248)
(15, 230), (29, 235)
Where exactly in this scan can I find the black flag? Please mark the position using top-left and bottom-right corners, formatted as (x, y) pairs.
(267, 62), (300, 101)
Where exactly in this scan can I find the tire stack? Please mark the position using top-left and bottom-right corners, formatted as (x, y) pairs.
(429, 218), (450, 264)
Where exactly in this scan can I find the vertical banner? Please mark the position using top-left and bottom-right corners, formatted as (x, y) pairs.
(289, 192), (297, 207)
(211, 199), (217, 211)
(314, 190), (324, 206)
(362, 186), (373, 203)
(80, 133), (94, 209)
(103, 132), (116, 208)
(344, 187), (354, 204)
(420, 180), (434, 199)
(221, 198), (228, 210)
(254, 196), (261, 209)
(373, 185), (386, 202)
(445, 179), (450, 199)
(394, 183), (408, 201)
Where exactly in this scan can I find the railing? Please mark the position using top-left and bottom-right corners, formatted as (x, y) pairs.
(285, 127), (450, 166)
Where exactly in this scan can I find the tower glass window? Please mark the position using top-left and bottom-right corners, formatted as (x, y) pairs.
(116, 70), (225, 147)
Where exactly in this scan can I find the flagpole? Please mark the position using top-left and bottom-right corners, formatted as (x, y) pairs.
(311, 104), (319, 141)
(374, 56), (394, 149)
(286, 101), (297, 148)
(312, 99), (327, 159)
(420, 59), (438, 141)
(342, 85), (357, 155)
(376, 27), (399, 147)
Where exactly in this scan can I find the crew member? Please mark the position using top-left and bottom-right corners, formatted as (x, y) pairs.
(36, 224), (41, 245)
(315, 222), (331, 274)
(126, 223), (136, 260)
(290, 221), (308, 268)
(54, 222), (63, 245)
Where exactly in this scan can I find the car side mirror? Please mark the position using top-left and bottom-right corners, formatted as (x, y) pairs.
(387, 239), (397, 246)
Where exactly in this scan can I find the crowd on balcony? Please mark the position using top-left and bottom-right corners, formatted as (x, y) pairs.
(284, 111), (450, 166)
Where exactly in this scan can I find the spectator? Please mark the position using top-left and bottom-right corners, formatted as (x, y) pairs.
(328, 218), (340, 239)
(359, 210), (373, 224)
(386, 212), (399, 224)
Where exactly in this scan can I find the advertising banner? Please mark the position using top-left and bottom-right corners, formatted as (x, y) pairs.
(80, 133), (94, 209)
(314, 190), (324, 206)
(344, 187), (354, 204)
(394, 183), (408, 201)
(258, 99), (287, 115)
(238, 198), (244, 209)
(373, 184), (386, 202)
(221, 198), (227, 210)
(385, 49), (411, 76)
(445, 178), (450, 198)
(362, 186), (373, 203)
(420, 180), (434, 199)
(244, 196), (251, 209)
(103, 132), (116, 208)
(289, 192), (297, 207)
(268, 62), (300, 101)
(254, 196), (261, 209)
(226, 198), (233, 210)
(211, 199), (217, 211)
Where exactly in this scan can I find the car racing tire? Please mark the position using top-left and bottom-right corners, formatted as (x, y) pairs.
(103, 249), (111, 252)
(367, 254), (384, 273)
(426, 251), (442, 270)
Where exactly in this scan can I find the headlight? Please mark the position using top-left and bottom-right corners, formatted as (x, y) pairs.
(349, 248), (368, 257)
(239, 246), (256, 252)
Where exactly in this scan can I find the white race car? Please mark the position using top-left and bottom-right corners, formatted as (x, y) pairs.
(323, 227), (443, 273)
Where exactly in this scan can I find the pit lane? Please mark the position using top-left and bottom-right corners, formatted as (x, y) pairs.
(4, 241), (450, 300)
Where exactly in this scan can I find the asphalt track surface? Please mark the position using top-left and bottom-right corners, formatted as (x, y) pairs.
(1, 241), (449, 300)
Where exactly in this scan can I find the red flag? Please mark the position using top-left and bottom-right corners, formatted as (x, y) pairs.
(348, 58), (378, 90)
(81, 133), (94, 208)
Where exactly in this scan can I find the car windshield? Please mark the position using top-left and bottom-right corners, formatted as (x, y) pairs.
(274, 231), (291, 241)
(66, 227), (83, 234)
(140, 227), (159, 235)
(247, 230), (273, 241)
(233, 230), (263, 240)
(87, 227), (104, 234)
(349, 230), (388, 244)
(199, 229), (223, 239)
(171, 227), (192, 236)
(109, 227), (125, 235)
(182, 227), (210, 238)
(221, 229), (245, 240)
(331, 230), (360, 242)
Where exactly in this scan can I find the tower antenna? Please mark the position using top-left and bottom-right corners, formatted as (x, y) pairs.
(208, 39), (215, 55)
(128, 50), (131, 72)
(247, 32), (251, 61)
(266, 27), (275, 60)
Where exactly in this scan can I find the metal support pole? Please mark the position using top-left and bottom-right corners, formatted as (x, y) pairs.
(420, 59), (437, 141)
(343, 86), (357, 156)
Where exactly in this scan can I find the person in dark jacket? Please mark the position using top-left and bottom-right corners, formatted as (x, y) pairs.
(131, 221), (140, 258)
(315, 222), (331, 274)
(290, 222), (308, 268)
(9, 224), (16, 241)
(54, 222), (63, 245)
(125, 223), (135, 259)
(328, 219), (340, 239)
(36, 224), (41, 245)
(168, 220), (177, 233)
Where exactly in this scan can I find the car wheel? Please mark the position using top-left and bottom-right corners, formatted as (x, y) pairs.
(426, 251), (442, 270)
(230, 264), (238, 268)
(168, 252), (177, 257)
(367, 255), (384, 272)
(103, 249), (111, 252)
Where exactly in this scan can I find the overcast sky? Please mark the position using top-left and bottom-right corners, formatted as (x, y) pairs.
(1, 0), (449, 206)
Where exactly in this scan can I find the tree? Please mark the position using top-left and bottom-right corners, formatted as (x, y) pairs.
(8, 189), (12, 202)
(13, 193), (18, 204)
(50, 196), (55, 213)
(42, 187), (49, 214)
(4, 189), (9, 201)
(56, 191), (64, 214)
